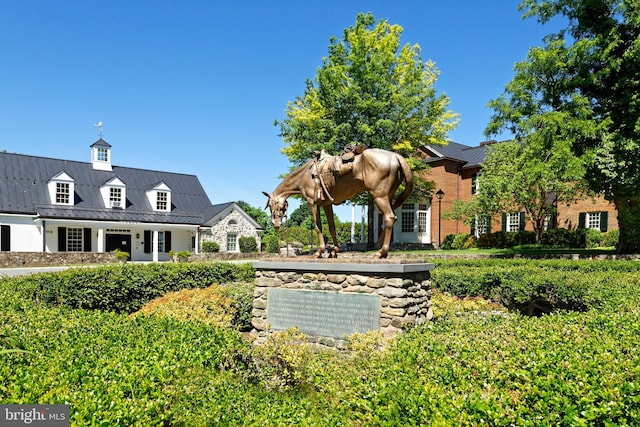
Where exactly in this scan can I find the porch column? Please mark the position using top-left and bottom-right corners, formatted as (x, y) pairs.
(41, 220), (47, 252)
(97, 228), (105, 253)
(152, 229), (159, 262)
(194, 228), (200, 254)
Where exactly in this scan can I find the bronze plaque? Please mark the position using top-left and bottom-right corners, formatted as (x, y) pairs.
(267, 288), (380, 338)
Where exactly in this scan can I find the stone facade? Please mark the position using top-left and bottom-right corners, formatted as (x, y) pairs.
(0, 251), (117, 268)
(202, 209), (262, 252)
(252, 260), (433, 349)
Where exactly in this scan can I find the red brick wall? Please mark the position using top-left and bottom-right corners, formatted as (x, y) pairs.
(424, 162), (618, 245)
(423, 160), (480, 243)
(557, 196), (618, 231)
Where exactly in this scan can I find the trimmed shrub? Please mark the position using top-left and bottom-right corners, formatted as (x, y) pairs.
(133, 284), (235, 327)
(585, 228), (602, 248)
(239, 236), (258, 253)
(477, 230), (536, 248)
(476, 232), (495, 248)
(262, 234), (280, 253)
(462, 235), (477, 249)
(602, 229), (620, 247)
(222, 281), (255, 331)
(431, 258), (640, 315)
(202, 241), (220, 253)
(441, 234), (455, 250)
(451, 233), (470, 250)
(14, 262), (255, 314)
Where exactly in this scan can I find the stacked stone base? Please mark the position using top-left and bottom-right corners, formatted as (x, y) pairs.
(0, 251), (117, 268)
(252, 259), (433, 349)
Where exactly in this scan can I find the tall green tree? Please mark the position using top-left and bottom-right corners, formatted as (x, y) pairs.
(487, 0), (640, 252)
(475, 134), (589, 243)
(275, 12), (458, 247)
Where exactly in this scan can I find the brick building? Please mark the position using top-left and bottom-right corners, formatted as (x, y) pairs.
(422, 140), (617, 245)
(372, 140), (618, 248)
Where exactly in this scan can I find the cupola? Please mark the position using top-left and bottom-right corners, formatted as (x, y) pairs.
(90, 139), (112, 171)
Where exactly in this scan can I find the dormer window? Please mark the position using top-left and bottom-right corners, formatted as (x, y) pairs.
(48, 171), (75, 206)
(100, 177), (127, 209)
(156, 191), (168, 211)
(109, 187), (122, 208)
(56, 182), (70, 204)
(147, 182), (172, 212)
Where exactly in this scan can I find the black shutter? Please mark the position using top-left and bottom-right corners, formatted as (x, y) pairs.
(144, 230), (151, 253)
(165, 231), (172, 252)
(58, 227), (67, 252)
(519, 212), (526, 231)
(578, 213), (586, 229)
(487, 216), (492, 234)
(0, 225), (10, 251)
(600, 212), (608, 232)
(501, 213), (507, 232)
(83, 228), (92, 252)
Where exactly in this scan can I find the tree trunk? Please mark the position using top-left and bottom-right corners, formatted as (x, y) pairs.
(533, 217), (544, 244)
(614, 196), (640, 253)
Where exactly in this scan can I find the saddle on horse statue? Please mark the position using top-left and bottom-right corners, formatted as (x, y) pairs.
(311, 144), (367, 202)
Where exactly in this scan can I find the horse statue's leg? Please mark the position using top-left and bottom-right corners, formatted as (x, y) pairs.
(323, 205), (339, 258)
(311, 204), (326, 258)
(373, 196), (397, 259)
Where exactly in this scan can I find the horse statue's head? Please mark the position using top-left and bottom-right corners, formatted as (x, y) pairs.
(262, 191), (288, 229)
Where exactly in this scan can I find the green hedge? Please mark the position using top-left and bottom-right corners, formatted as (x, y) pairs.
(430, 258), (640, 315)
(2, 259), (639, 425)
(12, 262), (255, 313)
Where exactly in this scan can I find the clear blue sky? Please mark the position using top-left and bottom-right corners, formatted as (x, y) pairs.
(0, 1), (557, 221)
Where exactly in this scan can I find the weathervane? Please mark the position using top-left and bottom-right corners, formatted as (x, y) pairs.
(94, 121), (104, 138)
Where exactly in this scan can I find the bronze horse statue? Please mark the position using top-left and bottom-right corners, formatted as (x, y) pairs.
(263, 147), (413, 259)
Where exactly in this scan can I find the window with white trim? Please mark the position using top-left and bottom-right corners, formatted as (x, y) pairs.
(401, 203), (415, 233)
(158, 231), (165, 252)
(472, 215), (490, 237)
(471, 172), (482, 195)
(56, 183), (70, 204)
(67, 227), (83, 252)
(97, 147), (109, 162)
(587, 212), (601, 229)
(109, 187), (122, 208)
(506, 213), (520, 232)
(156, 191), (168, 211)
(147, 183), (172, 212)
(227, 232), (237, 251)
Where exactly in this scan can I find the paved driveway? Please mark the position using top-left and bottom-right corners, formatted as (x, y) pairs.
(0, 266), (71, 277)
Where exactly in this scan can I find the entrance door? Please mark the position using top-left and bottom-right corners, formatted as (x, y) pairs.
(417, 203), (430, 244)
(105, 234), (132, 260)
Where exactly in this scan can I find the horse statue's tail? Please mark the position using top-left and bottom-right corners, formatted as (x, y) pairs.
(392, 154), (414, 210)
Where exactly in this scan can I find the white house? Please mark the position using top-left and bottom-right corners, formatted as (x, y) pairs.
(0, 139), (262, 261)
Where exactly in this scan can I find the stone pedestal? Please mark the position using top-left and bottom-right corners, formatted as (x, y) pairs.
(252, 259), (433, 348)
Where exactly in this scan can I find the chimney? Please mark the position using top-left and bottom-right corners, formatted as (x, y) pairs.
(479, 140), (498, 147)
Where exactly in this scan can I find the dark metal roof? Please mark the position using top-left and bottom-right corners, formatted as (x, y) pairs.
(203, 202), (234, 222)
(0, 150), (212, 225)
(90, 138), (112, 148)
(424, 141), (488, 169)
